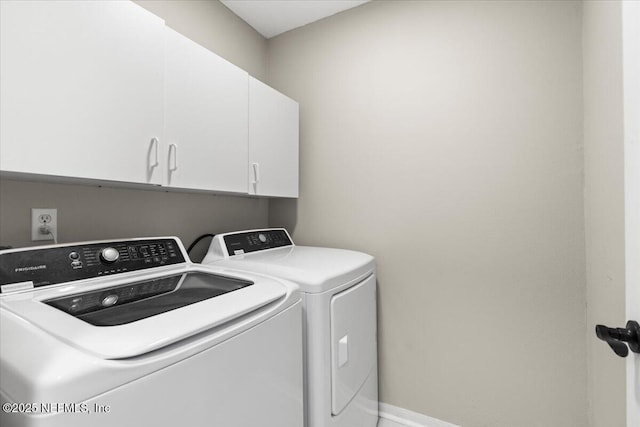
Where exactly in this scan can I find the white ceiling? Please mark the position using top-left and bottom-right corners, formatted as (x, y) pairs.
(220, 0), (370, 39)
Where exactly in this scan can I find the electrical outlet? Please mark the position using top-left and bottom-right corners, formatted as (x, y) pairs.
(31, 208), (57, 241)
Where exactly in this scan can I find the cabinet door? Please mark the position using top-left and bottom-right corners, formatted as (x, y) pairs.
(0, 1), (164, 185)
(248, 77), (299, 198)
(164, 27), (248, 193)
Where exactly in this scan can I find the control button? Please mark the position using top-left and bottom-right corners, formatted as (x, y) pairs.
(100, 247), (120, 264)
(101, 294), (118, 307)
(70, 296), (82, 311)
(258, 233), (267, 243)
(69, 251), (80, 260)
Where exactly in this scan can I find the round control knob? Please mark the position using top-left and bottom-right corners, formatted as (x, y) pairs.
(101, 294), (118, 307)
(100, 247), (120, 264)
(258, 233), (267, 243)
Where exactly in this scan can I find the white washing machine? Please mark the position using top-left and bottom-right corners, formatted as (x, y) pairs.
(202, 228), (378, 427)
(0, 237), (303, 427)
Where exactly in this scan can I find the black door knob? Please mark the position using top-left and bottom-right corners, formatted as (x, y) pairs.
(595, 320), (640, 357)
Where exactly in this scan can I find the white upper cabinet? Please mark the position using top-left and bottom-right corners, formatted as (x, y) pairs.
(0, 1), (165, 185)
(248, 77), (299, 198)
(1, 1), (299, 197)
(163, 28), (248, 192)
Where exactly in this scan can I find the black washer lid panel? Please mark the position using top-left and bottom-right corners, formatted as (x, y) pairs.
(45, 272), (253, 326)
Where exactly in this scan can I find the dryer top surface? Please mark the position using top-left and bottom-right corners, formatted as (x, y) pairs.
(207, 246), (375, 294)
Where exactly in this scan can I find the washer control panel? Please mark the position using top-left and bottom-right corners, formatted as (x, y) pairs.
(0, 238), (185, 291)
(223, 229), (292, 256)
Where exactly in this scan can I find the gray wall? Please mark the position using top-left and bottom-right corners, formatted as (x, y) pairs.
(267, 1), (587, 426)
(0, 0), (270, 261)
(583, 2), (627, 426)
(0, 180), (267, 261)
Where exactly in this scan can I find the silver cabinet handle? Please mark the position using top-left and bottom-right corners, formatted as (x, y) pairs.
(252, 162), (260, 184)
(169, 144), (178, 171)
(149, 137), (159, 169)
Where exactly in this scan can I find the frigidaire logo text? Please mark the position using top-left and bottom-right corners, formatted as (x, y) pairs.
(15, 265), (47, 273)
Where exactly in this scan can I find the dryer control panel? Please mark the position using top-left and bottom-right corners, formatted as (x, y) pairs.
(223, 229), (292, 256)
(0, 238), (186, 292)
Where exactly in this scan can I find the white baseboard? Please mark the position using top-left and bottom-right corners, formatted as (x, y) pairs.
(378, 402), (460, 427)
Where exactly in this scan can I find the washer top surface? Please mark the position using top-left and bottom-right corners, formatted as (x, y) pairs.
(1, 266), (291, 359)
(0, 237), (296, 359)
(203, 229), (375, 293)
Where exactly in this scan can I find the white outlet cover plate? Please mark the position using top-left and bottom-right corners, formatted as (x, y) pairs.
(31, 208), (57, 241)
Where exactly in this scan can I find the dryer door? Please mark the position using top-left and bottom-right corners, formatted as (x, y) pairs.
(330, 273), (377, 415)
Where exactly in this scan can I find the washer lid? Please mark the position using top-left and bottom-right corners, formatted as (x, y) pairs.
(0, 267), (289, 359)
(44, 271), (253, 326)
(208, 246), (375, 293)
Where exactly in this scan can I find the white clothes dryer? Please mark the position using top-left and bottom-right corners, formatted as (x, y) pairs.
(0, 237), (303, 427)
(203, 228), (378, 427)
